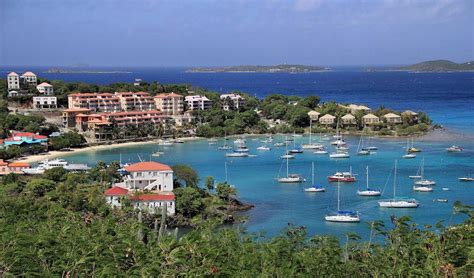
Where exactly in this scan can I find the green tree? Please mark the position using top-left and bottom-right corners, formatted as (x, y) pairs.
(43, 167), (68, 182)
(172, 164), (199, 188)
(25, 178), (56, 197)
(216, 182), (237, 202)
(205, 176), (215, 191)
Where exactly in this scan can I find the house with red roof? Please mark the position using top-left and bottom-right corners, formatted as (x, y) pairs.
(3, 132), (48, 147)
(0, 159), (30, 175)
(104, 161), (175, 215)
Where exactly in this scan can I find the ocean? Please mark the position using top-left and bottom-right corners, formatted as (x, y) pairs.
(2, 66), (473, 239)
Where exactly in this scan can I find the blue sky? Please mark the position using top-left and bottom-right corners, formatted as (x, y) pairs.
(1, 0), (473, 67)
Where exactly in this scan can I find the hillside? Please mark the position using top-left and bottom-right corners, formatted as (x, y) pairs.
(187, 64), (330, 73)
(397, 60), (474, 72)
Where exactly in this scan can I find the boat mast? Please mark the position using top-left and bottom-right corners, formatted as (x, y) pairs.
(421, 158), (424, 179)
(366, 166), (369, 190)
(312, 161), (315, 185)
(357, 136), (362, 152)
(309, 119), (312, 144)
(337, 179), (340, 211)
(286, 155), (289, 178)
(394, 160), (398, 198)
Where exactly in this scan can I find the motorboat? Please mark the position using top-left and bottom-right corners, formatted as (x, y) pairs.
(434, 199), (448, 203)
(459, 177), (474, 182)
(225, 152), (249, 157)
(328, 168), (356, 182)
(257, 145), (271, 151)
(304, 161), (326, 192)
(289, 147), (303, 154)
(22, 159), (90, 175)
(446, 145), (463, 152)
(329, 152), (350, 158)
(357, 166), (381, 196)
(413, 185), (433, 192)
(378, 160), (419, 208)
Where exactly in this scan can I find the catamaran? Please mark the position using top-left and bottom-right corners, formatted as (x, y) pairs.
(325, 179), (360, 223)
(302, 120), (324, 149)
(378, 160), (419, 208)
(357, 166), (381, 196)
(414, 158), (436, 186)
(305, 161), (326, 192)
(328, 168), (356, 182)
(277, 153), (305, 183)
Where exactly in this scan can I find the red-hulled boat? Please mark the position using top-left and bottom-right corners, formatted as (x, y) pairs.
(328, 168), (356, 182)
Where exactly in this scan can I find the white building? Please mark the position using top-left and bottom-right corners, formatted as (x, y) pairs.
(33, 96), (58, 110)
(185, 95), (212, 111)
(220, 93), (245, 110)
(21, 71), (37, 86)
(36, 82), (54, 95)
(104, 161), (176, 215)
(7, 72), (20, 90)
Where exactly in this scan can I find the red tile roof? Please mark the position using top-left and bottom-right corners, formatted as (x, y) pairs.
(37, 82), (52, 87)
(63, 108), (92, 112)
(0, 160), (8, 166)
(129, 193), (175, 201)
(124, 161), (172, 172)
(104, 186), (129, 196)
(8, 162), (30, 167)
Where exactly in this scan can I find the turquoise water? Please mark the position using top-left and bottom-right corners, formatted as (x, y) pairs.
(61, 134), (473, 239)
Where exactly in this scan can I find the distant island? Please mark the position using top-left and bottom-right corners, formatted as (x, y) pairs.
(395, 60), (474, 72)
(187, 64), (330, 73)
(44, 68), (132, 74)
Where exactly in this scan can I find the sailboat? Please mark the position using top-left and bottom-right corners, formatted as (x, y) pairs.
(407, 137), (421, 153)
(302, 120), (324, 149)
(446, 145), (463, 152)
(280, 142), (295, 159)
(325, 179), (360, 222)
(357, 166), (381, 196)
(403, 138), (416, 158)
(305, 161), (326, 192)
(414, 158), (436, 186)
(379, 160), (419, 208)
(277, 153), (305, 183)
(289, 135), (303, 153)
(218, 132), (232, 150)
(330, 120), (345, 146)
(257, 145), (271, 151)
(357, 136), (370, 155)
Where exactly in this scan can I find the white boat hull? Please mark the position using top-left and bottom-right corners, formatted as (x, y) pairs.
(403, 154), (416, 158)
(378, 200), (419, 208)
(329, 153), (350, 158)
(357, 190), (381, 196)
(325, 215), (360, 222)
(301, 144), (324, 149)
(415, 180), (436, 186)
(278, 177), (304, 183)
(413, 186), (433, 192)
(305, 187), (325, 192)
(281, 155), (295, 159)
(313, 151), (328, 155)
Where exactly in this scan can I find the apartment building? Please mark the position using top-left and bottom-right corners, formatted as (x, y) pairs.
(33, 96), (58, 110)
(185, 95), (212, 111)
(115, 91), (156, 111)
(154, 93), (184, 115)
(68, 92), (156, 112)
(36, 82), (54, 95)
(220, 93), (245, 110)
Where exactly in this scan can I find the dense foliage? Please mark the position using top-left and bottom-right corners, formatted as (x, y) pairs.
(48, 132), (86, 150)
(0, 164), (472, 276)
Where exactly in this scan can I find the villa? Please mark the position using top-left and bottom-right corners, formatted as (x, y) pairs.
(36, 82), (54, 95)
(341, 114), (356, 125)
(7, 71), (38, 97)
(220, 93), (245, 110)
(307, 110), (321, 121)
(362, 113), (380, 125)
(319, 114), (336, 125)
(383, 113), (402, 124)
(104, 161), (176, 215)
(33, 96), (58, 110)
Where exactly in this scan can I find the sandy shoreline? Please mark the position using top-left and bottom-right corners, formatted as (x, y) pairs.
(18, 137), (202, 164)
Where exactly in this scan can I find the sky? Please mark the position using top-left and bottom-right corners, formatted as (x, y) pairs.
(0, 0), (473, 67)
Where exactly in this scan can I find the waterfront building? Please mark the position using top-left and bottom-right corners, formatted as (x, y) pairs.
(105, 161), (176, 215)
(220, 93), (245, 110)
(402, 110), (419, 123)
(33, 96), (57, 110)
(62, 108), (92, 127)
(308, 110), (321, 121)
(0, 160), (30, 175)
(36, 82), (54, 95)
(319, 114), (336, 125)
(67, 93), (122, 112)
(155, 93), (184, 115)
(185, 95), (212, 110)
(7, 72), (20, 90)
(362, 113), (380, 125)
(341, 114), (357, 125)
(383, 113), (402, 124)
(3, 132), (48, 147)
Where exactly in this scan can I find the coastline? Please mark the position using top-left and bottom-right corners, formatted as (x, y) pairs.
(16, 127), (470, 165)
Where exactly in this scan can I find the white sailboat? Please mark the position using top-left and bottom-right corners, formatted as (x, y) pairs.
(414, 158), (436, 186)
(305, 161), (326, 192)
(281, 142), (295, 159)
(403, 138), (416, 158)
(277, 153), (305, 183)
(357, 136), (370, 155)
(379, 160), (419, 208)
(325, 179), (360, 222)
(302, 120), (324, 149)
(330, 120), (345, 146)
(357, 166), (381, 196)
(218, 132), (232, 150)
